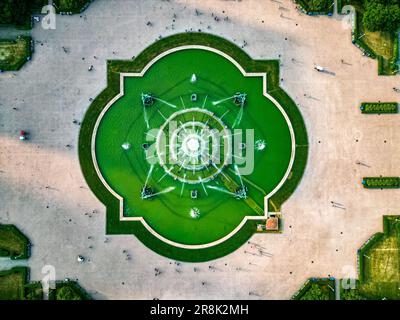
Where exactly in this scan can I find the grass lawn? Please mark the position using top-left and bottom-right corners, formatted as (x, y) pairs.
(0, 225), (30, 259)
(358, 216), (400, 299)
(0, 36), (31, 71)
(341, 0), (398, 75)
(362, 30), (394, 60)
(0, 268), (27, 300)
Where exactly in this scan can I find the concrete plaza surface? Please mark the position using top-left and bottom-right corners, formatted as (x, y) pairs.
(0, 0), (399, 299)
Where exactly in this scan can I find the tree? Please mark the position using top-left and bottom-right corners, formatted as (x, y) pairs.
(303, 0), (332, 12)
(54, 0), (88, 12)
(56, 286), (83, 300)
(362, 0), (400, 32)
(300, 283), (331, 300)
(342, 288), (366, 300)
(0, 0), (16, 24)
(12, 0), (31, 26)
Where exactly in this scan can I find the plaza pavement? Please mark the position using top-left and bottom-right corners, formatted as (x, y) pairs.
(0, 0), (399, 299)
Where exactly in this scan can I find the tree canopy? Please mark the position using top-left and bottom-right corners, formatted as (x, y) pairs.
(0, 0), (90, 26)
(56, 286), (83, 300)
(300, 283), (331, 300)
(362, 0), (400, 32)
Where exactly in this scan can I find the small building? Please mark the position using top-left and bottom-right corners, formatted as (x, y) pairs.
(265, 217), (279, 231)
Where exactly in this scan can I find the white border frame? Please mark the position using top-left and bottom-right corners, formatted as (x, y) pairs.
(91, 45), (296, 249)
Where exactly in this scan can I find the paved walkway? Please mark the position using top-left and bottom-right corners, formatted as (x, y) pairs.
(0, 27), (30, 39)
(0, 258), (29, 271)
(0, 0), (399, 299)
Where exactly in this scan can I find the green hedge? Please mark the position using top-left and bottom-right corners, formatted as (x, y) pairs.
(0, 224), (31, 260)
(78, 32), (308, 262)
(362, 177), (400, 189)
(360, 102), (398, 114)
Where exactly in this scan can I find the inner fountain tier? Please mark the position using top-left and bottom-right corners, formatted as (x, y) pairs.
(155, 107), (232, 184)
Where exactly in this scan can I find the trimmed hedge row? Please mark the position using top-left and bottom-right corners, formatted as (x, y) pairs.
(360, 102), (398, 114)
(389, 34), (399, 73)
(362, 177), (400, 189)
(78, 32), (308, 261)
(0, 224), (31, 260)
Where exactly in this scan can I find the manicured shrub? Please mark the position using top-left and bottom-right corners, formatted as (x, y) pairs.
(362, 177), (400, 189)
(360, 102), (398, 114)
(389, 34), (399, 73)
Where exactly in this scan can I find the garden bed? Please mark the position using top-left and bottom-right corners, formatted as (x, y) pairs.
(0, 224), (31, 260)
(0, 267), (28, 300)
(341, 1), (398, 75)
(0, 36), (32, 71)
